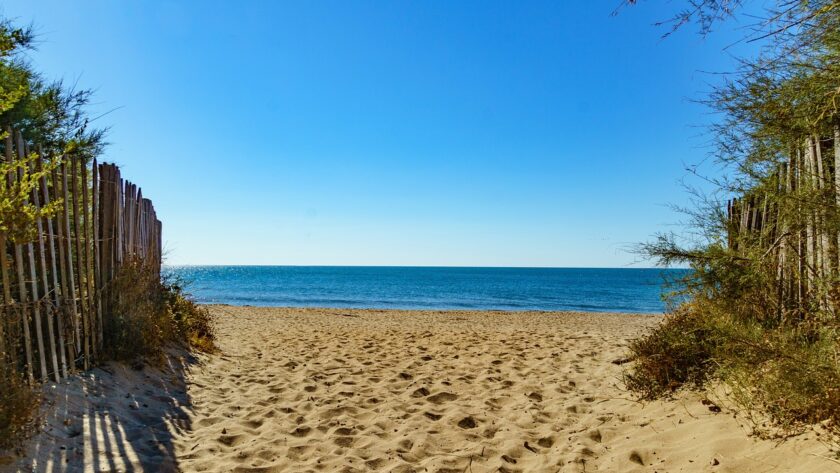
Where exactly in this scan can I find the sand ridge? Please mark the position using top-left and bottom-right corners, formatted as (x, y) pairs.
(171, 306), (838, 472)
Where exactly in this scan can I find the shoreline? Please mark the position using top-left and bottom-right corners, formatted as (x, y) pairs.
(6, 306), (836, 472)
(201, 303), (667, 316)
(167, 266), (675, 315)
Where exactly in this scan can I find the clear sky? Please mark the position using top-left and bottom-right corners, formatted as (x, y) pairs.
(4, 1), (757, 267)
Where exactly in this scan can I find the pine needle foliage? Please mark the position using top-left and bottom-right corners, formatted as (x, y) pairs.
(0, 18), (104, 160)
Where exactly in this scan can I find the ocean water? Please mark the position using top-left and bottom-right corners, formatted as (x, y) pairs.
(164, 266), (688, 313)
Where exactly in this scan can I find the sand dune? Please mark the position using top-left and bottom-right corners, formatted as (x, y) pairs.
(5, 306), (838, 472)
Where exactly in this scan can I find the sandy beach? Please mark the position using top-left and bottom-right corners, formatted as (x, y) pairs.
(5, 1), (840, 471)
(6, 306), (838, 472)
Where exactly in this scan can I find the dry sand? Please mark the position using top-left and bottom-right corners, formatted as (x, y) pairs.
(5, 306), (839, 472)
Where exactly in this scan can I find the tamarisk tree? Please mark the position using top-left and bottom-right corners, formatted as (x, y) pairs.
(628, 1), (840, 439)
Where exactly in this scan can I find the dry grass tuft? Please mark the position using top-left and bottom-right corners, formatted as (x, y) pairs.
(103, 257), (215, 363)
(624, 303), (719, 398)
(0, 364), (40, 452)
(627, 297), (840, 442)
(163, 282), (216, 354)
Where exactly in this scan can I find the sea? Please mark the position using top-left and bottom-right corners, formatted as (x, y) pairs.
(164, 266), (688, 314)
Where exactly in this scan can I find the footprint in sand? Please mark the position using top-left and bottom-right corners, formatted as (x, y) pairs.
(217, 433), (245, 447)
(457, 416), (477, 429)
(365, 458), (386, 469)
(501, 454), (518, 464)
(629, 451), (646, 466)
(286, 445), (312, 460)
(427, 392), (458, 404)
(411, 387), (430, 397)
(334, 436), (355, 447)
(398, 438), (414, 451)
(290, 426), (311, 437)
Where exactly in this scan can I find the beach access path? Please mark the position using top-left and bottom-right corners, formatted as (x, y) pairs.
(6, 306), (837, 472)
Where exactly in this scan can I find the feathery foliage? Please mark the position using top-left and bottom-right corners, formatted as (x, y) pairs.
(628, 1), (840, 442)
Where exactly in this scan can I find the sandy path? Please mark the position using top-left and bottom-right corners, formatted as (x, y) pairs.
(170, 306), (838, 473)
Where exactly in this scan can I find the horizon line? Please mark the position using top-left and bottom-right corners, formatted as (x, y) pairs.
(162, 264), (684, 270)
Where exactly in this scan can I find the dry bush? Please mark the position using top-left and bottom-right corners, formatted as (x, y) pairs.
(162, 281), (216, 354)
(0, 363), (40, 452)
(720, 323), (840, 438)
(103, 257), (215, 363)
(627, 296), (840, 440)
(625, 302), (720, 398)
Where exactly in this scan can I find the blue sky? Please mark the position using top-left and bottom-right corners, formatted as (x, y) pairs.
(5, 1), (756, 267)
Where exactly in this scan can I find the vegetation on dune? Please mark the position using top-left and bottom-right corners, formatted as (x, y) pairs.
(103, 257), (216, 362)
(0, 19), (104, 158)
(0, 16), (213, 452)
(628, 0), (840, 442)
(0, 363), (39, 453)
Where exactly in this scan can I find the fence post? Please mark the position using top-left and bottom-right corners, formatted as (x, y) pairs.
(27, 141), (60, 382)
(1, 134), (162, 381)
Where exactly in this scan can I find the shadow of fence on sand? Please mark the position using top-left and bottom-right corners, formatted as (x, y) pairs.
(5, 350), (197, 473)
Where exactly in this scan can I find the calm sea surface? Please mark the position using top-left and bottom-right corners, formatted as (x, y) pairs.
(164, 266), (687, 313)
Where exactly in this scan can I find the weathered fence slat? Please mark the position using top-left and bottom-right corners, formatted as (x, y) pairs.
(727, 132), (840, 317)
(1, 129), (162, 383)
(61, 160), (80, 363)
(16, 133), (49, 383)
(0, 138), (12, 364)
(70, 157), (90, 370)
(55, 163), (76, 369)
(6, 130), (32, 381)
(28, 143), (60, 382)
(0, 232), (9, 362)
(39, 149), (68, 379)
(82, 161), (97, 358)
(92, 160), (102, 351)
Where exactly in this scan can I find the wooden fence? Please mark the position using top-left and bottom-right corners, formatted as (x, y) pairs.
(726, 130), (840, 314)
(0, 130), (162, 383)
